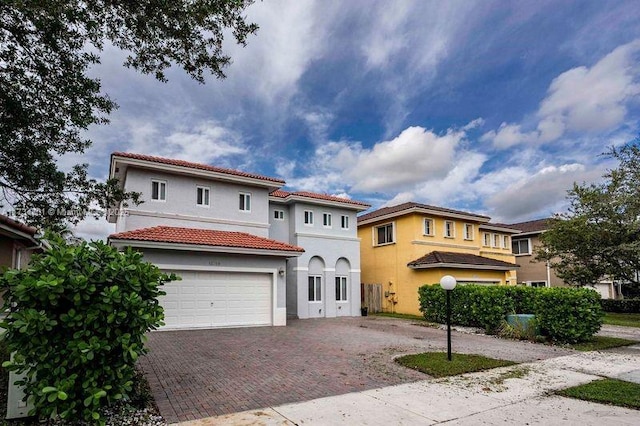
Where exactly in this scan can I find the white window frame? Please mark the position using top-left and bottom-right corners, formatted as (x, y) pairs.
(444, 220), (455, 238)
(335, 276), (348, 301)
(341, 215), (349, 230)
(464, 223), (474, 240)
(483, 232), (491, 247)
(196, 186), (210, 207)
(304, 210), (314, 226)
(512, 238), (532, 256)
(502, 235), (510, 249)
(528, 281), (547, 288)
(151, 179), (167, 202)
(323, 212), (332, 228)
(239, 192), (251, 212)
(374, 222), (395, 246)
(308, 275), (322, 302)
(424, 218), (434, 236)
(492, 233), (500, 248)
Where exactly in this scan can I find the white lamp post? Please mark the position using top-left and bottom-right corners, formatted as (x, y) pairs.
(440, 275), (457, 361)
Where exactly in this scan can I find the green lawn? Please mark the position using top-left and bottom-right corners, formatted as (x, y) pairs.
(566, 336), (639, 351)
(557, 378), (640, 410)
(395, 352), (516, 377)
(603, 312), (640, 328)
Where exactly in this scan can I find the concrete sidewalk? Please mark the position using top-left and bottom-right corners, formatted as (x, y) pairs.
(175, 348), (640, 425)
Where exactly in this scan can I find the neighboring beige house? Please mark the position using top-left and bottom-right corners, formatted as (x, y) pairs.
(508, 218), (618, 298)
(0, 214), (41, 307)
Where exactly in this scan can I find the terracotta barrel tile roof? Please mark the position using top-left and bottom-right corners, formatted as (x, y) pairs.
(270, 189), (370, 207)
(358, 202), (490, 222)
(112, 152), (285, 184)
(0, 214), (37, 236)
(110, 226), (304, 252)
(408, 250), (518, 268)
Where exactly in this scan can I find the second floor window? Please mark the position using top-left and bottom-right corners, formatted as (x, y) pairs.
(464, 224), (474, 240)
(196, 186), (210, 207)
(375, 223), (394, 245)
(493, 233), (500, 248)
(502, 235), (510, 249)
(483, 232), (491, 246)
(323, 213), (332, 227)
(274, 210), (284, 220)
(424, 218), (434, 236)
(304, 210), (314, 225)
(341, 215), (349, 229)
(444, 221), (455, 238)
(512, 239), (531, 255)
(151, 180), (166, 201)
(239, 192), (251, 211)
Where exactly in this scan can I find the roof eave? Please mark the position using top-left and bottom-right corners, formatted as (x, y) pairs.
(479, 225), (522, 234)
(407, 262), (518, 271)
(269, 195), (370, 211)
(108, 238), (304, 257)
(358, 206), (490, 226)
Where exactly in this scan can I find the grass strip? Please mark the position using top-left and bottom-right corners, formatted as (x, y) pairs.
(395, 352), (516, 377)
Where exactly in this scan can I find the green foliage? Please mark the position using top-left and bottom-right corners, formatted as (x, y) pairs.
(418, 284), (603, 343)
(0, 234), (176, 423)
(1, 1), (257, 230)
(567, 336), (638, 351)
(600, 298), (640, 313)
(395, 352), (516, 378)
(533, 288), (603, 343)
(536, 141), (640, 288)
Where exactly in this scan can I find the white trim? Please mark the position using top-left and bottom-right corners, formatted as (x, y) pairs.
(463, 223), (474, 241)
(294, 232), (360, 242)
(239, 191), (252, 212)
(411, 240), (480, 251)
(423, 217), (435, 236)
(512, 237), (532, 255)
(444, 220), (456, 239)
(196, 185), (210, 208)
(479, 224), (521, 234)
(157, 264), (283, 327)
(322, 212), (332, 228)
(373, 221), (395, 246)
(304, 210), (314, 226)
(341, 215), (350, 230)
(109, 239), (303, 257)
(273, 209), (285, 220)
(0, 224), (36, 243)
(125, 210), (269, 230)
(323, 268), (336, 272)
(293, 266), (309, 271)
(269, 194), (369, 211)
(349, 269), (362, 273)
(151, 179), (167, 202)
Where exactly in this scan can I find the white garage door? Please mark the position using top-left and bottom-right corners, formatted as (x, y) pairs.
(160, 270), (272, 329)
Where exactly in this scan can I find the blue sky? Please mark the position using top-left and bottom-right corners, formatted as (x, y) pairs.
(71, 0), (640, 239)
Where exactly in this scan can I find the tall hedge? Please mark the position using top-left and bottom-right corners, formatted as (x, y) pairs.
(0, 235), (177, 423)
(600, 298), (640, 313)
(418, 284), (603, 343)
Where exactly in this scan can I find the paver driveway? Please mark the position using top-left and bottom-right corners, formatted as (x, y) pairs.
(138, 317), (573, 423)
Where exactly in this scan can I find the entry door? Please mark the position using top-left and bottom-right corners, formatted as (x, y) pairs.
(307, 275), (325, 318)
(160, 270), (272, 329)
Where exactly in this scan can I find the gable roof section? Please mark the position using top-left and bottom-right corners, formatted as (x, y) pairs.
(0, 214), (39, 245)
(358, 202), (490, 225)
(270, 189), (370, 210)
(508, 218), (551, 236)
(111, 152), (285, 184)
(408, 250), (518, 271)
(109, 226), (304, 256)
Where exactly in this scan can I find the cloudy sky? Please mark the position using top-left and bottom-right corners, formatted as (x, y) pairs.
(73, 0), (640, 240)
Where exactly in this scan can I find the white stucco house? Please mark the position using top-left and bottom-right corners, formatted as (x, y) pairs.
(107, 152), (369, 329)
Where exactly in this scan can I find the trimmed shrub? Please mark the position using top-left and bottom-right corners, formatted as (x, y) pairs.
(600, 298), (640, 313)
(0, 234), (177, 423)
(534, 288), (603, 343)
(418, 284), (603, 343)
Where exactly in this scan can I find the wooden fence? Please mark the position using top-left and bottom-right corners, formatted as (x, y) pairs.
(361, 283), (382, 313)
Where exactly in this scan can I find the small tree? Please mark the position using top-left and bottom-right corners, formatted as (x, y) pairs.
(0, 234), (176, 423)
(537, 140), (640, 292)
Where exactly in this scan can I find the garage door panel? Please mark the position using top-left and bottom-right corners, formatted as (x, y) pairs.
(159, 270), (272, 329)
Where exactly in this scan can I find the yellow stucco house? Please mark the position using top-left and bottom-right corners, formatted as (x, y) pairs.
(358, 202), (520, 316)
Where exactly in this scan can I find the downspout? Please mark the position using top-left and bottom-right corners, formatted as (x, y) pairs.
(546, 261), (551, 288)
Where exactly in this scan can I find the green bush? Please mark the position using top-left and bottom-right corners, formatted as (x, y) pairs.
(600, 298), (640, 313)
(0, 234), (176, 423)
(418, 284), (603, 343)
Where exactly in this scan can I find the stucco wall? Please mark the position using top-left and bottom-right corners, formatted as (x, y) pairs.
(120, 167), (271, 236)
(513, 234), (567, 287)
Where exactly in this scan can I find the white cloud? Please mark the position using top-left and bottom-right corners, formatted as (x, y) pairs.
(483, 39), (640, 149)
(71, 217), (115, 242)
(484, 163), (605, 222)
